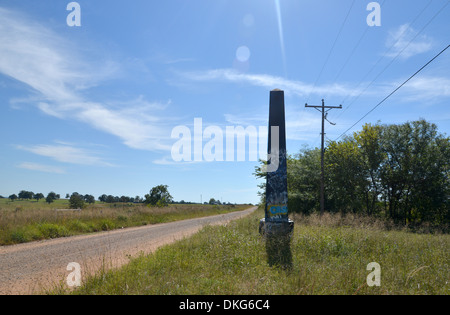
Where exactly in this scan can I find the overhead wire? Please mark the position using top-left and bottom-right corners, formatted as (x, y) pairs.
(333, 0), (450, 122)
(335, 44), (450, 141)
(332, 0), (387, 84)
(338, 0), (434, 107)
(305, 0), (356, 104)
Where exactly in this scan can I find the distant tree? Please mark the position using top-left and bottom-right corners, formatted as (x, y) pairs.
(18, 190), (27, 200)
(209, 198), (216, 205)
(65, 193), (70, 199)
(84, 194), (95, 204)
(144, 185), (173, 207)
(105, 195), (115, 203)
(46, 192), (58, 204)
(69, 192), (85, 209)
(98, 194), (107, 202)
(120, 196), (130, 203)
(34, 193), (44, 202)
(9, 194), (18, 202)
(18, 190), (34, 200)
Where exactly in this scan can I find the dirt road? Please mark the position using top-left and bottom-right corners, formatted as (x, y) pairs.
(0, 207), (256, 295)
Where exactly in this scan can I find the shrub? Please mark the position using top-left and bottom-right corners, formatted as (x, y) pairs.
(98, 219), (116, 231)
(69, 193), (85, 209)
(9, 230), (27, 244)
(38, 223), (70, 239)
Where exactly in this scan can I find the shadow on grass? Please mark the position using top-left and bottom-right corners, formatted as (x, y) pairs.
(265, 236), (293, 270)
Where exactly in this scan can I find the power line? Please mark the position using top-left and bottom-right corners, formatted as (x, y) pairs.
(332, 0), (387, 84)
(335, 44), (450, 141)
(305, 0), (356, 104)
(334, 0), (449, 122)
(338, 0), (434, 108)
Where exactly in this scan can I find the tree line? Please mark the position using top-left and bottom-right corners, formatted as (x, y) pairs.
(5, 185), (241, 210)
(255, 120), (449, 228)
(6, 185), (176, 209)
(8, 191), (61, 204)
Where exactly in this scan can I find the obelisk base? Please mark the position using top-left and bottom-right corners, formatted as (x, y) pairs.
(259, 218), (294, 237)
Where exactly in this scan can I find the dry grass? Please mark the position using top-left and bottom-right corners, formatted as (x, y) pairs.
(292, 212), (393, 230)
(0, 199), (247, 245)
(57, 208), (450, 295)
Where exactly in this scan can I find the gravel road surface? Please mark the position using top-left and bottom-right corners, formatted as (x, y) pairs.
(0, 207), (256, 295)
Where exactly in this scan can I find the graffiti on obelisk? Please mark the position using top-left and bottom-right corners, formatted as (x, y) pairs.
(260, 89), (293, 237)
(265, 89), (288, 222)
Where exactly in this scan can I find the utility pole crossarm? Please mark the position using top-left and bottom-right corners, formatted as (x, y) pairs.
(305, 103), (342, 109)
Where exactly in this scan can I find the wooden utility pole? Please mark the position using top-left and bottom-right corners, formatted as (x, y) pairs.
(305, 99), (342, 215)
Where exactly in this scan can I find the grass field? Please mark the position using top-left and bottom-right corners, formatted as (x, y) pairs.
(0, 198), (248, 246)
(52, 208), (449, 295)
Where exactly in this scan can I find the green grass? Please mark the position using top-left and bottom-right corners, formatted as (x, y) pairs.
(0, 199), (248, 245)
(54, 209), (449, 295)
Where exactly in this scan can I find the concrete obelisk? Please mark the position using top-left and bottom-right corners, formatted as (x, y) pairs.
(260, 89), (294, 237)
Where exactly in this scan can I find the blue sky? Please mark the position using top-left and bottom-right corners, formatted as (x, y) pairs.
(0, 0), (449, 204)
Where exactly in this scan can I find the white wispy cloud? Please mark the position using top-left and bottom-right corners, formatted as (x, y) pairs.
(0, 7), (172, 152)
(224, 109), (323, 142)
(17, 162), (66, 174)
(16, 144), (114, 167)
(397, 75), (450, 102)
(385, 24), (433, 60)
(179, 68), (359, 99)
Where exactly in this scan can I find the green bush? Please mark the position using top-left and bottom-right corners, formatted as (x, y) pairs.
(68, 220), (91, 233)
(9, 230), (27, 244)
(98, 219), (116, 231)
(38, 223), (70, 239)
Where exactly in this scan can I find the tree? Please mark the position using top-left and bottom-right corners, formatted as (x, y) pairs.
(144, 185), (173, 207)
(287, 148), (321, 215)
(18, 190), (34, 200)
(379, 120), (449, 225)
(18, 191), (26, 200)
(98, 194), (107, 202)
(209, 198), (216, 205)
(354, 123), (385, 216)
(46, 192), (59, 204)
(9, 194), (18, 202)
(105, 195), (115, 203)
(119, 196), (130, 203)
(34, 193), (44, 202)
(46, 195), (55, 204)
(69, 192), (85, 209)
(84, 194), (95, 204)
(326, 139), (367, 214)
